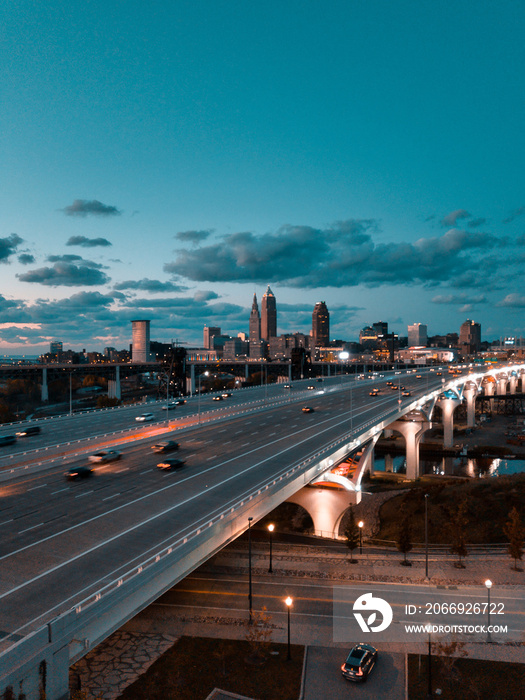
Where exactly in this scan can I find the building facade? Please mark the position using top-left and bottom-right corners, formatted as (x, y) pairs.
(459, 319), (481, 355)
(203, 326), (221, 349)
(312, 302), (330, 346)
(261, 285), (277, 341)
(131, 320), (151, 363)
(408, 323), (428, 347)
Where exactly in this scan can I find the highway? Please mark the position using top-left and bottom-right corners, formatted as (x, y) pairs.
(0, 370), (445, 655)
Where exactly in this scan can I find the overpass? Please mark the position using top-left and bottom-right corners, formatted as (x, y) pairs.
(0, 363), (523, 699)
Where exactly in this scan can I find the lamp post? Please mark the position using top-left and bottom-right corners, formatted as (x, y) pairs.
(485, 579), (492, 643)
(426, 622), (432, 699)
(268, 523), (274, 573)
(424, 493), (429, 579)
(197, 371), (209, 423)
(285, 597), (293, 660)
(248, 517), (253, 622)
(358, 521), (364, 555)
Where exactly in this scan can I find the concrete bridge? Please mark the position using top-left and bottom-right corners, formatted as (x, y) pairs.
(1, 363), (524, 699)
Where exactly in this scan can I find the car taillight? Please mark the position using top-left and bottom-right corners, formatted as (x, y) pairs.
(341, 664), (345, 671)
(356, 668), (363, 676)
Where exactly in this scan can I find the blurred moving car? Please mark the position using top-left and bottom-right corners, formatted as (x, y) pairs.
(307, 385), (315, 390)
(65, 466), (93, 480)
(16, 425), (41, 437)
(136, 413), (155, 422)
(369, 390), (379, 396)
(175, 399), (186, 405)
(302, 406), (314, 413)
(402, 390), (411, 397)
(212, 396), (223, 401)
(341, 644), (378, 682)
(152, 441), (179, 453)
(157, 458), (186, 470)
(0, 435), (16, 446)
(161, 402), (177, 410)
(88, 450), (122, 464)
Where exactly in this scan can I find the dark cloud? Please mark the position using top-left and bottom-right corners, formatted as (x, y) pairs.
(62, 199), (121, 217)
(66, 235), (112, 247)
(47, 254), (83, 263)
(502, 206), (525, 224)
(164, 220), (505, 289)
(174, 229), (213, 245)
(468, 218), (487, 228)
(18, 253), (35, 265)
(431, 293), (487, 305)
(0, 234), (23, 263)
(17, 260), (110, 287)
(113, 278), (185, 293)
(441, 210), (470, 227)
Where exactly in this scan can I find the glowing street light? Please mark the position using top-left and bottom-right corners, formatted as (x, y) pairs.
(268, 524), (275, 573)
(358, 520), (364, 554)
(285, 596), (293, 660)
(485, 579), (493, 643)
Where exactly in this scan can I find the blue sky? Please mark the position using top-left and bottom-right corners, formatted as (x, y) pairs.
(2, 1), (525, 353)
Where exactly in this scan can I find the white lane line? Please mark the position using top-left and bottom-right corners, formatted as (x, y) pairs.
(74, 491), (93, 498)
(241, 443), (250, 447)
(103, 494), (120, 501)
(0, 519), (13, 527)
(18, 523), (43, 534)
(268, 432), (276, 436)
(206, 455), (217, 460)
(51, 488), (69, 495)
(223, 441), (231, 445)
(115, 468), (129, 473)
(28, 484), (47, 491)
(139, 470), (152, 474)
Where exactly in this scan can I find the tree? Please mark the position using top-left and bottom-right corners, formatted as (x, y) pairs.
(396, 508), (413, 566)
(448, 499), (469, 568)
(244, 607), (274, 663)
(503, 506), (525, 571)
(431, 635), (468, 682)
(344, 505), (360, 563)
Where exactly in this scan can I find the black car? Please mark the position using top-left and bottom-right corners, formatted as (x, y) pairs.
(175, 399), (186, 405)
(65, 466), (93, 480)
(161, 402), (177, 411)
(302, 406), (314, 413)
(16, 425), (41, 437)
(152, 441), (179, 453)
(157, 458), (186, 471)
(341, 644), (378, 682)
(0, 435), (17, 446)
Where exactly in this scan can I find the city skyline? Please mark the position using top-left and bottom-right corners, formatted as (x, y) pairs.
(2, 2), (525, 353)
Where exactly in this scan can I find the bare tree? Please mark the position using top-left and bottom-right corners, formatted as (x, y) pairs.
(503, 506), (525, 571)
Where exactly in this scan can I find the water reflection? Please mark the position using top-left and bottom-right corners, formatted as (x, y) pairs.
(374, 455), (525, 477)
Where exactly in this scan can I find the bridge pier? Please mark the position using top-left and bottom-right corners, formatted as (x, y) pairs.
(497, 377), (508, 396)
(521, 373), (525, 393)
(286, 488), (357, 538)
(436, 396), (462, 448)
(509, 375), (518, 394)
(41, 367), (49, 403)
(107, 366), (121, 400)
(388, 416), (432, 479)
(463, 385), (478, 428)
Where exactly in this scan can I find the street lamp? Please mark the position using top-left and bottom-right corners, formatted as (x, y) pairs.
(426, 622), (432, 699)
(248, 517), (253, 622)
(197, 370), (209, 423)
(424, 493), (429, 579)
(268, 524), (274, 573)
(485, 579), (492, 643)
(285, 596), (293, 660)
(358, 521), (364, 554)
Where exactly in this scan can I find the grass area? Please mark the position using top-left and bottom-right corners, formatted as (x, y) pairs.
(375, 472), (525, 544)
(408, 653), (525, 699)
(118, 637), (304, 700)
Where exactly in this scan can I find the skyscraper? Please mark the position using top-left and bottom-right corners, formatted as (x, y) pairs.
(249, 293), (261, 344)
(408, 323), (428, 347)
(312, 301), (330, 346)
(203, 326), (221, 349)
(459, 319), (481, 354)
(261, 285), (277, 340)
(131, 320), (151, 363)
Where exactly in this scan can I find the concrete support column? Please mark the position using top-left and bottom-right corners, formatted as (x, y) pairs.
(384, 454), (394, 472)
(288, 362), (292, 381)
(115, 364), (121, 400)
(190, 364), (196, 395)
(41, 367), (49, 402)
(497, 378), (508, 396)
(484, 381), (495, 396)
(521, 373), (525, 393)
(287, 488), (358, 538)
(245, 363), (249, 380)
(386, 418), (432, 479)
(437, 397), (462, 448)
(383, 428), (393, 438)
(463, 387), (478, 428)
(509, 375), (518, 394)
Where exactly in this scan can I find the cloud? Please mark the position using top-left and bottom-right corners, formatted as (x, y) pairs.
(502, 206), (525, 224)
(18, 253), (35, 265)
(66, 235), (112, 247)
(0, 234), (23, 263)
(193, 290), (219, 302)
(431, 293), (487, 305)
(175, 229), (213, 245)
(62, 199), (121, 217)
(17, 260), (110, 286)
(441, 209), (470, 227)
(164, 220), (505, 289)
(113, 278), (185, 293)
(496, 293), (525, 308)
(468, 218), (487, 228)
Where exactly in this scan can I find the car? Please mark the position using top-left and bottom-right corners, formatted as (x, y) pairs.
(402, 390), (411, 396)
(136, 413), (155, 422)
(221, 392), (232, 398)
(15, 425), (41, 437)
(161, 402), (177, 410)
(212, 395), (223, 401)
(65, 466), (93, 480)
(152, 441), (179, 453)
(283, 383), (292, 388)
(341, 644), (378, 682)
(391, 385), (398, 390)
(88, 450), (122, 464)
(369, 390), (379, 396)
(317, 378), (323, 383)
(307, 385), (315, 390)
(0, 435), (16, 446)
(175, 399), (186, 405)
(157, 458), (186, 470)
(302, 406), (314, 413)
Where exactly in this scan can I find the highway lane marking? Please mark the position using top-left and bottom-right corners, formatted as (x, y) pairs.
(151, 602), (333, 620)
(139, 470), (152, 474)
(18, 523), (43, 534)
(28, 484), (47, 491)
(103, 494), (120, 501)
(74, 491), (93, 498)
(206, 455), (217, 460)
(223, 441), (231, 445)
(268, 432), (276, 436)
(51, 488), (69, 495)
(0, 519), (13, 527)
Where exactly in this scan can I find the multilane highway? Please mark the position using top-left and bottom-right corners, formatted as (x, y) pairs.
(0, 371), (444, 658)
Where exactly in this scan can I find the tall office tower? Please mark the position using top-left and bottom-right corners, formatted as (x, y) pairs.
(203, 325), (221, 349)
(261, 285), (277, 340)
(49, 341), (63, 354)
(249, 293), (261, 344)
(131, 320), (151, 363)
(459, 319), (481, 353)
(312, 301), (330, 346)
(373, 321), (388, 337)
(408, 323), (428, 347)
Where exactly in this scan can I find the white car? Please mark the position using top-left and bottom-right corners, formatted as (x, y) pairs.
(136, 413), (155, 422)
(88, 450), (122, 464)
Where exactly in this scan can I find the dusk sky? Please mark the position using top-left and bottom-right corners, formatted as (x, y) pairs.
(2, 1), (525, 354)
